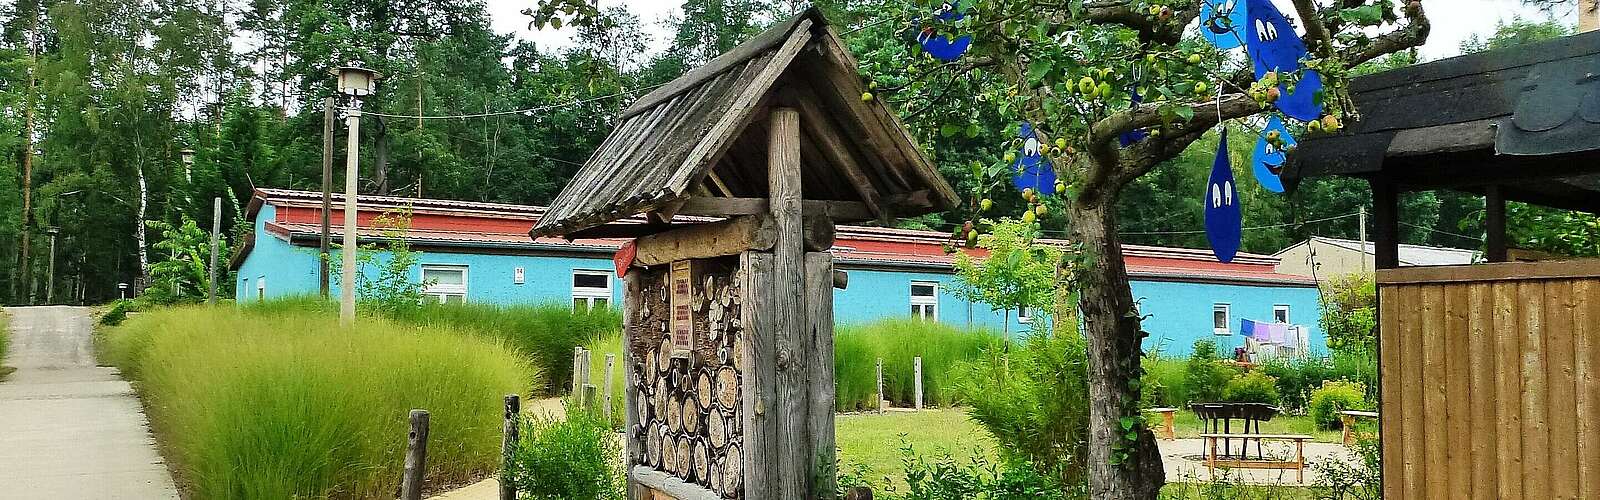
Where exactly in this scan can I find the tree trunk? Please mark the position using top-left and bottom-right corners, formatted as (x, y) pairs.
(1069, 201), (1165, 500)
(135, 160), (150, 285)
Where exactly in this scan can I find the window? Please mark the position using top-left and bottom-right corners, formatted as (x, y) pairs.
(573, 270), (614, 312)
(422, 265), (468, 304)
(910, 281), (939, 320)
(1212, 303), (1231, 335)
(514, 267), (526, 285)
(1018, 305), (1032, 324)
(256, 277), (266, 302)
(1273, 304), (1291, 324)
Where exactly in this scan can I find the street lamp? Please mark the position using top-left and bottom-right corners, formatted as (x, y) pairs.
(332, 62), (381, 326)
(180, 148), (195, 165)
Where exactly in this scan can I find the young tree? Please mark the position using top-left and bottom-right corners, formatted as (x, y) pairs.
(951, 217), (1062, 335)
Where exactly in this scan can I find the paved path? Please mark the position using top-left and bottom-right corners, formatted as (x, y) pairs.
(1158, 437), (1354, 486)
(0, 306), (179, 499)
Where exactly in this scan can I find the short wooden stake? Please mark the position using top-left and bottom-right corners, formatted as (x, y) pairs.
(401, 409), (430, 500)
(914, 356), (923, 411)
(583, 383), (598, 411)
(875, 357), (884, 414)
(500, 395), (520, 500)
(604, 354), (616, 417)
(572, 347), (585, 394)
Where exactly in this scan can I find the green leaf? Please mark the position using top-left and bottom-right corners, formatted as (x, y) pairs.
(1174, 106), (1196, 122)
(941, 123), (962, 138)
(1027, 59), (1052, 84)
(1338, 5), (1385, 26)
(1119, 416), (1137, 430)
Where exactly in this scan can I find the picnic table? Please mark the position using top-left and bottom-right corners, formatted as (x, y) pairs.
(1190, 402), (1279, 459)
(1143, 407), (1178, 440)
(1201, 433), (1314, 484)
(1338, 410), (1379, 445)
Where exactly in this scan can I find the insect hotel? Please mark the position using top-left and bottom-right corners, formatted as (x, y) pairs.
(529, 9), (958, 500)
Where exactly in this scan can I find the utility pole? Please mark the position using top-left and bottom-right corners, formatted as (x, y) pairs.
(1358, 206), (1369, 275)
(333, 63), (379, 327)
(321, 97), (335, 299)
(209, 197), (221, 305)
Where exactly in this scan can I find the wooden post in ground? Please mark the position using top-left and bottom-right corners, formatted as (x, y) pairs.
(767, 107), (810, 498)
(572, 347), (588, 400)
(604, 354), (616, 417)
(914, 356), (924, 411)
(401, 409), (430, 500)
(583, 384), (598, 411)
(501, 395), (520, 500)
(319, 97), (335, 299)
(876, 357), (885, 414)
(208, 197), (221, 305)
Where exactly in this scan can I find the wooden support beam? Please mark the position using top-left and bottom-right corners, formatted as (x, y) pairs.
(768, 107), (811, 499)
(634, 215), (778, 267)
(786, 86), (884, 218)
(1485, 185), (1508, 263)
(677, 196), (875, 222)
(1370, 176), (1402, 270)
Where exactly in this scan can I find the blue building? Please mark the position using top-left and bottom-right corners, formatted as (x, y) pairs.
(232, 189), (1324, 357)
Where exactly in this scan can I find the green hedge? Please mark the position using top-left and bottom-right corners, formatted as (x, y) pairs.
(100, 306), (534, 499)
(834, 319), (1002, 411)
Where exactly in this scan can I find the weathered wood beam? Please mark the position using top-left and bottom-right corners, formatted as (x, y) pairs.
(805, 251), (838, 495)
(1485, 185), (1508, 263)
(1371, 176), (1401, 270)
(769, 107), (812, 498)
(786, 85), (884, 218)
(677, 196), (874, 222)
(633, 215), (777, 267)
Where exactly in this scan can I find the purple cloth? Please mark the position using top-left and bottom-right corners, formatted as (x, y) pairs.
(1240, 319), (1291, 344)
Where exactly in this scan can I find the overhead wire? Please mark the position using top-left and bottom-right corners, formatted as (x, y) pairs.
(358, 82), (671, 121)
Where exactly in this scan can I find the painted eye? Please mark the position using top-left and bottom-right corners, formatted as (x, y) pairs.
(1212, 184), (1223, 208)
(1224, 181), (1234, 205)
(1024, 137), (1040, 157)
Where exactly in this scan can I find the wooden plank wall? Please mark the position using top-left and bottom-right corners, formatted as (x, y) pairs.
(1379, 264), (1600, 500)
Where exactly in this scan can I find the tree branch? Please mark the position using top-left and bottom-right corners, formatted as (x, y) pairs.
(1077, 1), (1201, 46)
(1289, 0), (1336, 58)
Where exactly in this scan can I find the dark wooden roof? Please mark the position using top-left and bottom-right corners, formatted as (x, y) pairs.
(1284, 30), (1600, 213)
(531, 8), (959, 238)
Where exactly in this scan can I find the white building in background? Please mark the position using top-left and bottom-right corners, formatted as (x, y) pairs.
(1272, 237), (1480, 280)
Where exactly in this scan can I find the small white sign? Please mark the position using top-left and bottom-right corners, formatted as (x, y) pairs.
(514, 267), (526, 284)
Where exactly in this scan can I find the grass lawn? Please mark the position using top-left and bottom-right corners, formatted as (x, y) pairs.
(835, 409), (998, 488)
(0, 309), (11, 381)
(1168, 410), (1366, 443)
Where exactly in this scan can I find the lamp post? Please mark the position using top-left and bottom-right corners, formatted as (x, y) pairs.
(333, 62), (379, 327)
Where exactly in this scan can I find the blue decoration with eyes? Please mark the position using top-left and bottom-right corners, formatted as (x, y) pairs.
(1252, 116), (1295, 193)
(1200, 0), (1249, 50)
(1244, 0), (1323, 121)
(918, 1), (971, 62)
(1119, 88), (1150, 147)
(1012, 123), (1057, 195)
(1204, 128), (1242, 263)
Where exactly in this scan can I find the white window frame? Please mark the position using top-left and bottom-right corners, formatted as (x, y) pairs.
(421, 265), (469, 304)
(910, 281), (940, 321)
(1273, 304), (1291, 324)
(572, 270), (614, 312)
(1017, 305), (1032, 324)
(1213, 303), (1232, 335)
(256, 277), (266, 302)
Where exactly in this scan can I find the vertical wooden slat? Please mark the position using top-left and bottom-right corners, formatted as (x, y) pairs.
(1421, 285), (1449, 500)
(1578, 279), (1600, 500)
(739, 252), (777, 500)
(1400, 284), (1426, 500)
(1494, 281), (1524, 499)
(1378, 283), (1405, 500)
(804, 252), (836, 495)
(1547, 280), (1579, 499)
(1444, 283), (1471, 499)
(1468, 282), (1498, 497)
(622, 274), (643, 500)
(767, 107), (811, 499)
(1521, 281), (1549, 500)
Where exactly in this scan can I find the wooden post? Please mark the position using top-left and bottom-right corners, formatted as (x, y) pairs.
(582, 384), (598, 411)
(319, 97), (334, 299)
(1485, 185), (1508, 263)
(806, 251), (837, 495)
(620, 273), (644, 500)
(768, 107), (810, 498)
(914, 356), (924, 411)
(1369, 177), (1401, 270)
(208, 197), (221, 305)
(501, 395), (520, 500)
(573, 347), (587, 399)
(401, 409), (430, 500)
(604, 354), (616, 417)
(876, 357), (885, 414)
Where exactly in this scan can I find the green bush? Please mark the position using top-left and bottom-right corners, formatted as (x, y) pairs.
(99, 298), (146, 326)
(1330, 348), (1380, 405)
(581, 332), (626, 427)
(506, 407), (625, 500)
(955, 331), (1089, 485)
(1259, 356), (1333, 413)
(1309, 380), (1368, 430)
(834, 319), (1001, 410)
(100, 306), (533, 499)
(1183, 339), (1238, 403)
(871, 443), (1075, 500)
(1140, 354), (1188, 408)
(1222, 371), (1280, 405)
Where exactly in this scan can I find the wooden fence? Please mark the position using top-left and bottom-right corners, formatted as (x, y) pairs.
(1377, 260), (1600, 499)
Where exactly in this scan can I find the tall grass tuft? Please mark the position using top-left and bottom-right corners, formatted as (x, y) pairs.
(833, 319), (1001, 411)
(100, 306), (534, 499)
(0, 310), (11, 380)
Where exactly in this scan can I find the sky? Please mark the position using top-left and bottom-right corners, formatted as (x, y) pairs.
(481, 0), (1575, 61)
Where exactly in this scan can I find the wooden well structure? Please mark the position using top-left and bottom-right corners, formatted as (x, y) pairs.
(530, 9), (957, 500)
(1287, 30), (1600, 500)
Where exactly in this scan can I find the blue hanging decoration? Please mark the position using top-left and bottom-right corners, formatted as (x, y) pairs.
(1204, 128), (1242, 263)
(1200, 0), (1249, 50)
(1251, 116), (1295, 193)
(917, 1), (971, 62)
(1244, 0), (1324, 121)
(1011, 123), (1057, 195)
(1119, 88), (1151, 147)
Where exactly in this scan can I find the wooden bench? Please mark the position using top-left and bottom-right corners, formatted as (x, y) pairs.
(1144, 407), (1178, 441)
(1338, 410), (1379, 445)
(1201, 433), (1313, 484)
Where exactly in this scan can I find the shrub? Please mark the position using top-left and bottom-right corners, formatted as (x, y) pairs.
(1314, 438), (1382, 500)
(1140, 354), (1187, 408)
(1222, 371), (1280, 405)
(99, 298), (146, 326)
(875, 443), (1074, 500)
(1330, 348), (1380, 405)
(506, 406), (625, 500)
(1183, 339), (1238, 403)
(100, 306), (533, 499)
(1321, 273), (1377, 351)
(955, 331), (1088, 485)
(834, 319), (1001, 410)
(581, 332), (626, 427)
(1309, 380), (1368, 430)
(1259, 356), (1333, 413)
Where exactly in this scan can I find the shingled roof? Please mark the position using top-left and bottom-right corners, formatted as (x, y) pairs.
(1284, 30), (1600, 213)
(531, 8), (959, 238)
